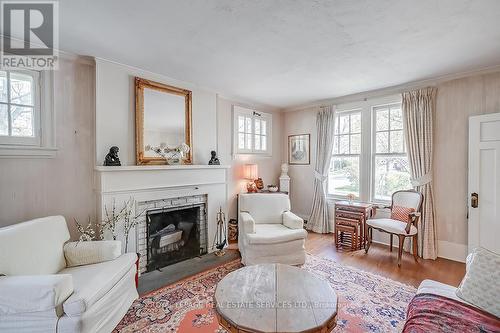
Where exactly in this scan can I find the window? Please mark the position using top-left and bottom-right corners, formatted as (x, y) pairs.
(372, 103), (412, 201)
(329, 110), (361, 197)
(327, 97), (412, 202)
(0, 69), (56, 157)
(0, 70), (40, 145)
(233, 105), (272, 155)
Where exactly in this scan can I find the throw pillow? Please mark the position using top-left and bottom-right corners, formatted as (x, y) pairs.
(391, 206), (415, 223)
(456, 247), (500, 317)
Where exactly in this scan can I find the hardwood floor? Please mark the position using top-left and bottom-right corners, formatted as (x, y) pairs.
(305, 231), (466, 288)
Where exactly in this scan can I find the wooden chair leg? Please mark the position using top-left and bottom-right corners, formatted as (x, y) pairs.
(390, 234), (393, 252)
(397, 235), (404, 267)
(412, 235), (418, 261)
(365, 227), (372, 254)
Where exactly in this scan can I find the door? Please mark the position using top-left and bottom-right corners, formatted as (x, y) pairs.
(468, 113), (500, 254)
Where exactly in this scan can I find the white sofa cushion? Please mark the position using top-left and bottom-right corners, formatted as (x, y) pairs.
(61, 253), (136, 316)
(239, 193), (290, 224)
(366, 218), (418, 235)
(0, 216), (70, 275)
(456, 247), (500, 317)
(0, 274), (73, 315)
(417, 279), (466, 303)
(239, 212), (256, 234)
(247, 224), (307, 245)
(64, 241), (122, 267)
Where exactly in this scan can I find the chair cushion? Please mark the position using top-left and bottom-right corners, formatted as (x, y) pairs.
(391, 206), (415, 223)
(0, 216), (70, 275)
(247, 224), (307, 245)
(61, 253), (136, 316)
(239, 193), (291, 224)
(367, 218), (417, 235)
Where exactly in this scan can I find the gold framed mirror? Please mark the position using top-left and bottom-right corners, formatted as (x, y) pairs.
(135, 77), (192, 165)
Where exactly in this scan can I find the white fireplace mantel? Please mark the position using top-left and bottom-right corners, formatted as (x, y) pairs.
(94, 164), (231, 255)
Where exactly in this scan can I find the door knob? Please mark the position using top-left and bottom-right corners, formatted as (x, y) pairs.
(471, 192), (479, 208)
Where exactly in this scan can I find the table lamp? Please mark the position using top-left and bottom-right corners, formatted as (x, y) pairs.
(244, 164), (258, 193)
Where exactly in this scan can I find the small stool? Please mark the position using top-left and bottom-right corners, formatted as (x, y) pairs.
(335, 223), (357, 250)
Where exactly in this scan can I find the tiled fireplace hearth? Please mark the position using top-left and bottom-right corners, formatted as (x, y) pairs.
(94, 164), (230, 275)
(136, 195), (208, 273)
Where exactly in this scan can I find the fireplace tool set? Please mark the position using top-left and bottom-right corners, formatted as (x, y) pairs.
(213, 207), (227, 256)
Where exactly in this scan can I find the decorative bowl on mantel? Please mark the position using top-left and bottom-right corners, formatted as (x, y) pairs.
(267, 185), (278, 192)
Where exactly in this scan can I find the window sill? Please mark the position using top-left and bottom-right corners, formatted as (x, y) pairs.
(0, 146), (58, 158)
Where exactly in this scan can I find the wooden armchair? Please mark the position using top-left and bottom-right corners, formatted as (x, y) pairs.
(365, 190), (423, 267)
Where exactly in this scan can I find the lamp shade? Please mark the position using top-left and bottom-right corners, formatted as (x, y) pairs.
(243, 164), (258, 180)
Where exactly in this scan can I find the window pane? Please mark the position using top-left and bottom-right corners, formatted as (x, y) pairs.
(376, 108), (389, 131)
(328, 156), (360, 197)
(334, 116), (339, 135)
(350, 134), (361, 154)
(238, 116), (245, 132)
(0, 104), (8, 135)
(376, 131), (389, 153)
(339, 135), (349, 154)
(339, 114), (349, 134)
(255, 119), (261, 135)
(351, 113), (361, 133)
(245, 133), (251, 149)
(390, 107), (403, 130)
(11, 105), (34, 137)
(332, 136), (339, 154)
(245, 117), (252, 133)
(10, 72), (34, 106)
(238, 133), (245, 149)
(261, 135), (267, 151)
(261, 120), (266, 135)
(374, 156), (412, 201)
(390, 130), (405, 153)
(0, 72), (7, 103)
(254, 134), (261, 150)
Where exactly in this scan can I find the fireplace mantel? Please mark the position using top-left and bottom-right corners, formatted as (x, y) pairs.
(94, 164), (230, 256)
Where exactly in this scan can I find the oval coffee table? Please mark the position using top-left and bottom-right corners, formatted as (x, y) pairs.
(214, 264), (338, 333)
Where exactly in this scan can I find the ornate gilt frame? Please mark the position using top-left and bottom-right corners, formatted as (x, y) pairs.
(135, 77), (192, 165)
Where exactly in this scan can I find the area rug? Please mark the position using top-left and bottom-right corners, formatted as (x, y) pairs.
(114, 255), (417, 332)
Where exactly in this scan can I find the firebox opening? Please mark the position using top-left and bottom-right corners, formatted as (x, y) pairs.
(146, 205), (207, 272)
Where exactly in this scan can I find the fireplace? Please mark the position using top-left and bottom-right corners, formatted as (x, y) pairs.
(146, 204), (207, 272)
(135, 194), (208, 273)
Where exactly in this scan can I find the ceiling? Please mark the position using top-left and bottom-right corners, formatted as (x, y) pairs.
(54, 1), (500, 108)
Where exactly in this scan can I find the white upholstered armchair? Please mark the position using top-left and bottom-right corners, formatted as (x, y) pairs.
(238, 193), (307, 266)
(0, 216), (138, 333)
(365, 190), (423, 267)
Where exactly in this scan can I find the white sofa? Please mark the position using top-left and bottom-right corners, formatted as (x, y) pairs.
(238, 193), (307, 266)
(0, 216), (138, 333)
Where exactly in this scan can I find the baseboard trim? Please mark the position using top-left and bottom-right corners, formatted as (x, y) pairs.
(437, 240), (467, 263)
(370, 238), (467, 263)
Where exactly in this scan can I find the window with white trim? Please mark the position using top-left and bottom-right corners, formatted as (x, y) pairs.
(372, 103), (412, 201)
(0, 69), (56, 157)
(0, 70), (40, 146)
(233, 105), (272, 155)
(327, 96), (412, 202)
(328, 110), (362, 197)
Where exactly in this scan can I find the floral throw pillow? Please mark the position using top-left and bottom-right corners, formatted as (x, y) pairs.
(391, 206), (415, 223)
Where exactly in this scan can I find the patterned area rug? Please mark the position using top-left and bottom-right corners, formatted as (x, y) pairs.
(115, 255), (416, 332)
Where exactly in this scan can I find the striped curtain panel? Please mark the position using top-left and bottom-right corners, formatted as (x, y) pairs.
(402, 87), (438, 259)
(307, 106), (335, 233)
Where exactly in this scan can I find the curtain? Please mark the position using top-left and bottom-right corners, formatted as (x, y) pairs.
(307, 106), (335, 233)
(402, 87), (437, 259)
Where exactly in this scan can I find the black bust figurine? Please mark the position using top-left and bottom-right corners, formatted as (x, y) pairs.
(104, 146), (121, 166)
(208, 150), (220, 165)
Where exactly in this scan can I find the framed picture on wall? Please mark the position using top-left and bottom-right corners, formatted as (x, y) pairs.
(288, 134), (310, 165)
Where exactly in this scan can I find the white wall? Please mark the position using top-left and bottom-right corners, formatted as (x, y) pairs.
(282, 70), (500, 262)
(95, 58), (217, 165)
(217, 97), (283, 219)
(0, 56), (96, 238)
